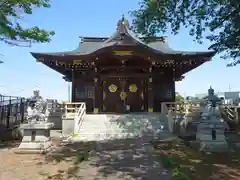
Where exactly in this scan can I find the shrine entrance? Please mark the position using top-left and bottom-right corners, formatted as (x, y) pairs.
(126, 78), (145, 112)
(102, 78), (124, 113)
(102, 77), (146, 113)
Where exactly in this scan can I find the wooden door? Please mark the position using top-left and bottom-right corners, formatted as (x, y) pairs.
(102, 78), (124, 113)
(126, 78), (145, 112)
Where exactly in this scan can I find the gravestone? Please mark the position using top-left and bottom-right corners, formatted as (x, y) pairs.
(15, 89), (54, 154)
(196, 87), (229, 152)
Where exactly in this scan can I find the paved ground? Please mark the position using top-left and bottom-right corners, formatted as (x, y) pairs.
(0, 113), (173, 179)
(0, 137), (171, 180)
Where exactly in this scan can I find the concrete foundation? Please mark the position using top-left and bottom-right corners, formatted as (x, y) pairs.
(62, 118), (74, 136)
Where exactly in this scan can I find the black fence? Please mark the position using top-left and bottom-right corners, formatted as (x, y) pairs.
(0, 95), (27, 129)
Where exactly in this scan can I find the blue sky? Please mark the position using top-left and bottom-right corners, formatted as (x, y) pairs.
(0, 0), (239, 100)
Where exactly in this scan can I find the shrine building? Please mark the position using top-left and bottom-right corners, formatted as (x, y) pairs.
(31, 17), (215, 113)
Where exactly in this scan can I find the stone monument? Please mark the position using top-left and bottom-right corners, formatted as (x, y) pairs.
(15, 89), (54, 154)
(196, 87), (229, 152)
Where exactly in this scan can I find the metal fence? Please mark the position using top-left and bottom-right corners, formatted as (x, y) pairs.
(0, 95), (27, 129)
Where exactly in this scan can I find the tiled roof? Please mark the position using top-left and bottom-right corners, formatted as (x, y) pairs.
(31, 17), (215, 57)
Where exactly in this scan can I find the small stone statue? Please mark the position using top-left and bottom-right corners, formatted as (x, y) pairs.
(203, 86), (221, 117)
(27, 89), (49, 123)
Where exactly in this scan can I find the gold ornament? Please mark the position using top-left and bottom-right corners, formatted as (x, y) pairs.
(129, 84), (138, 92)
(109, 84), (118, 92)
(102, 104), (106, 111)
(148, 108), (153, 113)
(120, 91), (127, 100)
(94, 108), (99, 114)
(103, 91), (106, 100)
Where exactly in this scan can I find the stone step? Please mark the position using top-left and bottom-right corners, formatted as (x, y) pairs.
(75, 113), (173, 142)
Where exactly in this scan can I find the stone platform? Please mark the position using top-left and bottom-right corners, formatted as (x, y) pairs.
(15, 122), (54, 154)
(199, 141), (229, 152)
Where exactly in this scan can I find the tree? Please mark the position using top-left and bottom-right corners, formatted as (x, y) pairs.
(0, 0), (54, 47)
(131, 0), (240, 66)
(175, 93), (184, 103)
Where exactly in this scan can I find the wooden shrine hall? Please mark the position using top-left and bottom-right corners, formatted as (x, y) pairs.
(31, 17), (215, 113)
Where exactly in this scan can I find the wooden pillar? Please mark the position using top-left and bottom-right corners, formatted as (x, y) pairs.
(93, 77), (102, 113)
(71, 70), (75, 102)
(120, 78), (127, 113)
(172, 80), (176, 101)
(148, 76), (154, 112)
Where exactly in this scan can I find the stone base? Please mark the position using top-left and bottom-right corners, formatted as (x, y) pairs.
(15, 122), (54, 154)
(199, 141), (229, 152)
(14, 140), (52, 154)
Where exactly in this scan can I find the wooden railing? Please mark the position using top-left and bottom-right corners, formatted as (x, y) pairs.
(63, 102), (84, 118)
(161, 102), (186, 133)
(162, 102), (240, 126)
(161, 101), (212, 133)
(161, 102), (199, 114)
(62, 102), (86, 135)
(220, 105), (240, 125)
(226, 106), (235, 121)
(74, 103), (86, 134)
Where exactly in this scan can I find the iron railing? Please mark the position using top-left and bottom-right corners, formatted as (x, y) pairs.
(0, 95), (27, 129)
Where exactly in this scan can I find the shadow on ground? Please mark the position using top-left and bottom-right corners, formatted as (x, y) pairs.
(152, 140), (240, 180)
(101, 113), (175, 141)
(42, 138), (171, 180)
(0, 140), (20, 150)
(106, 113), (168, 136)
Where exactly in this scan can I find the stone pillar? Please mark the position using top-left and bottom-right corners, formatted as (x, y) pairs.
(148, 76), (154, 112)
(93, 77), (102, 114)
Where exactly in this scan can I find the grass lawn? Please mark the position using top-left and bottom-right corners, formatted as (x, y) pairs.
(153, 140), (240, 180)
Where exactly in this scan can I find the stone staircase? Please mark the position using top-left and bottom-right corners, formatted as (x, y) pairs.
(77, 113), (174, 142)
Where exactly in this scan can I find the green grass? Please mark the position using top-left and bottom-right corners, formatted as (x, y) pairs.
(154, 141), (240, 180)
(159, 154), (191, 180)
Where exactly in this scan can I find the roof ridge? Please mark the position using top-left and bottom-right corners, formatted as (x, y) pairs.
(79, 36), (168, 42)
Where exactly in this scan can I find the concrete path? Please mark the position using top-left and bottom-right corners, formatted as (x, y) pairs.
(54, 137), (172, 180)
(92, 137), (172, 180)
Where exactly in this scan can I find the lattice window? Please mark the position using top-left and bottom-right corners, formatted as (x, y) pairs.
(166, 88), (173, 99)
(75, 86), (94, 99)
(75, 87), (85, 98)
(85, 86), (94, 98)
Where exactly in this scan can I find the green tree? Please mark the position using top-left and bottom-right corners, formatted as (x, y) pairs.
(131, 0), (240, 66)
(0, 0), (54, 47)
(175, 93), (184, 103)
